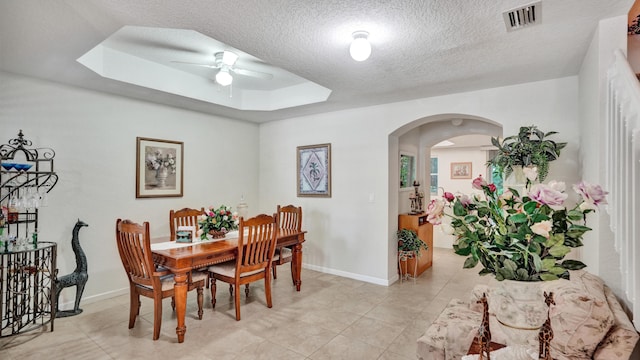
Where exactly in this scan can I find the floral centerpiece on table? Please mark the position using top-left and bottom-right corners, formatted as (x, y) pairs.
(198, 205), (239, 240)
(425, 168), (608, 281)
(145, 149), (177, 174)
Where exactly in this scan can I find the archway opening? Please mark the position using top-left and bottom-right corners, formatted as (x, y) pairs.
(388, 114), (503, 282)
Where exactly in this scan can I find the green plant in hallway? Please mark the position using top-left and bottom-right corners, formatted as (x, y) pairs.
(487, 125), (567, 182)
(397, 228), (428, 254)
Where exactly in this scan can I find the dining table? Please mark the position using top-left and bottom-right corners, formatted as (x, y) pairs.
(150, 228), (306, 343)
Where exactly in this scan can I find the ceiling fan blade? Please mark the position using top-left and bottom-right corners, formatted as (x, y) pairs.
(232, 67), (274, 80)
(170, 60), (220, 69)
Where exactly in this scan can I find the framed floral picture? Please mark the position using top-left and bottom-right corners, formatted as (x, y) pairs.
(450, 162), (472, 179)
(136, 137), (184, 198)
(297, 143), (331, 197)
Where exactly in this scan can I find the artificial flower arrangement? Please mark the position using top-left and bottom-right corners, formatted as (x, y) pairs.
(425, 167), (608, 281)
(198, 205), (239, 240)
(145, 149), (177, 173)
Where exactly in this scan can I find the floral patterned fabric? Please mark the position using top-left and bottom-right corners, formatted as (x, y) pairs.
(539, 270), (615, 359)
(593, 286), (640, 359)
(417, 271), (638, 360)
(416, 299), (480, 360)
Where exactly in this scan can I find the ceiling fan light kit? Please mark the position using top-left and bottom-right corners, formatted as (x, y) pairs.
(215, 68), (233, 86)
(350, 31), (371, 61)
(220, 50), (239, 65)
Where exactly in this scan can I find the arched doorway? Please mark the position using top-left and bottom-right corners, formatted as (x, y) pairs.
(388, 114), (502, 282)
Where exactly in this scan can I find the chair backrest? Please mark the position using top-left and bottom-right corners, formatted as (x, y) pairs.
(115, 219), (157, 289)
(170, 207), (205, 241)
(236, 214), (279, 277)
(276, 204), (302, 231)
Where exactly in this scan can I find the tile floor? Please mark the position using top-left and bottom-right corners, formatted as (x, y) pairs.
(0, 248), (491, 359)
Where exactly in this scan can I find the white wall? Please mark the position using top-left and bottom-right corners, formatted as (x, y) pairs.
(260, 76), (580, 285)
(0, 71), (260, 306)
(578, 16), (628, 302)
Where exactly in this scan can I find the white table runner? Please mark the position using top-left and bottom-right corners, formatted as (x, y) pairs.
(151, 230), (242, 251)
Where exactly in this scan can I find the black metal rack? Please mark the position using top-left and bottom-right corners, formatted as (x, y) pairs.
(0, 130), (58, 336)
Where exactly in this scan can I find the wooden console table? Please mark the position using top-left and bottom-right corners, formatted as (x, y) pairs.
(398, 213), (433, 276)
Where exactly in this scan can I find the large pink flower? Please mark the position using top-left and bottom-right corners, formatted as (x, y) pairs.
(472, 175), (487, 190)
(458, 194), (472, 207)
(573, 181), (608, 208)
(426, 199), (445, 225)
(528, 183), (568, 210)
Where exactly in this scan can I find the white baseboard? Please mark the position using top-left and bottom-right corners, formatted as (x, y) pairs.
(302, 263), (396, 286)
(62, 264), (399, 308)
(58, 287), (128, 310)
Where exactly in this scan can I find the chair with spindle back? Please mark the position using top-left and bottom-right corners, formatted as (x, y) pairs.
(169, 207), (205, 241)
(208, 213), (279, 320)
(271, 204), (302, 282)
(115, 219), (206, 340)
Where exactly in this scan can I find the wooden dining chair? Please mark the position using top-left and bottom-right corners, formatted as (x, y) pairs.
(271, 204), (302, 282)
(115, 219), (206, 340)
(169, 207), (205, 241)
(208, 213), (279, 321)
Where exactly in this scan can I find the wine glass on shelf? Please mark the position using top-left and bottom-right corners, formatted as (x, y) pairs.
(13, 163), (33, 172)
(38, 185), (50, 207)
(1, 162), (15, 171)
(25, 187), (39, 211)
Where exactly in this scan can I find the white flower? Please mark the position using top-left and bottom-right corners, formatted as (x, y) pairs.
(531, 220), (553, 238)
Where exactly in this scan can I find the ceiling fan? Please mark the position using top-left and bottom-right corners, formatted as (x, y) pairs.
(172, 50), (273, 86)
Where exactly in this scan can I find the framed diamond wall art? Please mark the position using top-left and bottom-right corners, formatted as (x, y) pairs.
(297, 143), (331, 197)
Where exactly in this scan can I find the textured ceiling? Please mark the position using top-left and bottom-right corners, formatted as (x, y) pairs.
(0, 0), (633, 123)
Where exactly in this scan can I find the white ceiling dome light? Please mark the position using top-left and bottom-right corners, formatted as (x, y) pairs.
(350, 31), (371, 61)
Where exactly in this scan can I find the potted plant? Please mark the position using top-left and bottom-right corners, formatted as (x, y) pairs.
(397, 228), (429, 278)
(397, 228), (429, 253)
(487, 125), (567, 182)
(426, 170), (608, 349)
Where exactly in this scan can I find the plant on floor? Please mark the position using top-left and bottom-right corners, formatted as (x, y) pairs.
(487, 125), (567, 182)
(397, 228), (428, 254)
(425, 171), (607, 281)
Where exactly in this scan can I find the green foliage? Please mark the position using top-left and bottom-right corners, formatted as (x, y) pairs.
(397, 229), (429, 254)
(487, 126), (567, 181)
(447, 183), (597, 282)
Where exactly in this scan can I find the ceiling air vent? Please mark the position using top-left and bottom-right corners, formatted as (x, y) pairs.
(503, 1), (542, 32)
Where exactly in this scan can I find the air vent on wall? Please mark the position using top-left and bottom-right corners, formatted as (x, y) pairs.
(503, 1), (542, 32)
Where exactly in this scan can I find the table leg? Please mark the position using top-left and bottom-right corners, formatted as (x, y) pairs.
(173, 271), (188, 343)
(292, 243), (303, 291)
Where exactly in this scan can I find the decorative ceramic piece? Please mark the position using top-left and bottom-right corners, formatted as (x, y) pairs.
(493, 279), (546, 349)
(208, 229), (228, 239)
